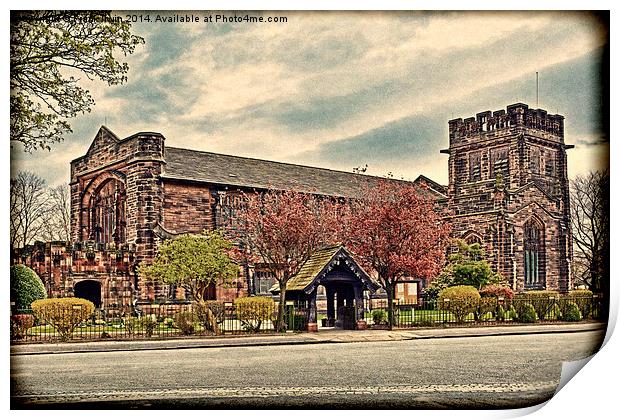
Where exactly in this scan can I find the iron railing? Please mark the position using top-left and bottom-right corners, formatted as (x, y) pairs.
(362, 295), (604, 328)
(10, 295), (603, 343)
(10, 300), (309, 343)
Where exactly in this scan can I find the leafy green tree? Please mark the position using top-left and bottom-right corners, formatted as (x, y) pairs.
(139, 231), (239, 334)
(10, 264), (47, 312)
(10, 11), (144, 151)
(426, 240), (503, 299)
(139, 231), (239, 303)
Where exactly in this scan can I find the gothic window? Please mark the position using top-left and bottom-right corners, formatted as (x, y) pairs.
(89, 179), (126, 244)
(490, 147), (509, 179)
(529, 146), (540, 174)
(524, 219), (545, 288)
(469, 152), (482, 182)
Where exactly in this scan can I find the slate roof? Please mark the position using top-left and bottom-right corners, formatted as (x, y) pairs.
(270, 245), (379, 294)
(286, 245), (343, 291)
(163, 147), (445, 198)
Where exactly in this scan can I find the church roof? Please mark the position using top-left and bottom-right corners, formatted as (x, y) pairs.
(163, 146), (445, 198)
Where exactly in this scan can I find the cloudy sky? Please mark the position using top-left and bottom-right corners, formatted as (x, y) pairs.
(11, 10), (609, 187)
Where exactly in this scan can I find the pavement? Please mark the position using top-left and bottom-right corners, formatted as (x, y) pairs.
(10, 321), (607, 356)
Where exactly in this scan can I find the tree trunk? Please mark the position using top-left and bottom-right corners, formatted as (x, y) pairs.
(386, 282), (395, 331)
(276, 281), (288, 332)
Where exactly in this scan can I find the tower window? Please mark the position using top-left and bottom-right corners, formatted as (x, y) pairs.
(469, 152), (482, 182)
(524, 220), (545, 288)
(490, 147), (509, 180)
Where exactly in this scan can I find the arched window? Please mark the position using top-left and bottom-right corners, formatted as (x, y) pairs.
(524, 219), (545, 288)
(89, 179), (126, 244)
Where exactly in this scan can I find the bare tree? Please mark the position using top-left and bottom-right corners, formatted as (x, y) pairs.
(570, 169), (609, 295)
(10, 171), (50, 250)
(42, 184), (71, 242)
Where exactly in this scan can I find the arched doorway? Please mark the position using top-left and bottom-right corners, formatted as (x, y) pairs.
(74, 280), (102, 307)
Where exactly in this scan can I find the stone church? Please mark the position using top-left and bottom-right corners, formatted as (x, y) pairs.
(16, 102), (573, 313)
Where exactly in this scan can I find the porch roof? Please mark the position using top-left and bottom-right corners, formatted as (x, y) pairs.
(270, 245), (380, 294)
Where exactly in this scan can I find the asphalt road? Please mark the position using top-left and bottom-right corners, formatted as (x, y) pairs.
(11, 330), (605, 409)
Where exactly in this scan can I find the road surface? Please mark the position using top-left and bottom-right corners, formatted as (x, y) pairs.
(11, 330), (604, 409)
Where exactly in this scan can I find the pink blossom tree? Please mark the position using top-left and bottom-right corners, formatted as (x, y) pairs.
(231, 188), (341, 331)
(342, 180), (451, 329)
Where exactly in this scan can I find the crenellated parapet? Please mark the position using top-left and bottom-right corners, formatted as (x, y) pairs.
(448, 103), (564, 143)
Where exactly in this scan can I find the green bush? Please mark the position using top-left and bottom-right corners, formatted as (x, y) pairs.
(475, 297), (497, 321)
(140, 314), (158, 337)
(11, 264), (47, 312)
(31, 298), (95, 341)
(163, 317), (174, 328)
(437, 286), (480, 323)
(235, 297), (276, 333)
(547, 303), (562, 320)
(568, 290), (594, 319)
(512, 291), (558, 321)
(372, 309), (388, 325)
(174, 311), (198, 335)
(561, 302), (582, 322)
(496, 305), (506, 321)
(517, 303), (538, 323)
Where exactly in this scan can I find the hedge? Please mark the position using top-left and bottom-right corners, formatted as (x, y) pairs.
(31, 298), (95, 341)
(11, 264), (47, 312)
(561, 302), (582, 322)
(515, 291), (559, 320)
(437, 286), (480, 323)
(235, 296), (276, 332)
(518, 303), (538, 323)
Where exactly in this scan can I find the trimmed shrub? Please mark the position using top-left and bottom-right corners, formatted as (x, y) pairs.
(568, 290), (594, 319)
(235, 297), (276, 333)
(518, 303), (538, 323)
(479, 284), (515, 300)
(437, 286), (480, 323)
(475, 297), (497, 321)
(140, 314), (158, 337)
(11, 313), (35, 340)
(547, 303), (562, 320)
(31, 298), (95, 341)
(372, 309), (388, 325)
(496, 305), (506, 321)
(568, 289), (594, 297)
(513, 291), (559, 321)
(195, 301), (225, 334)
(561, 302), (582, 322)
(10, 264), (47, 312)
(174, 311), (198, 335)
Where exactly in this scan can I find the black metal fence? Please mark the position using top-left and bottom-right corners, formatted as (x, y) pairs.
(10, 295), (603, 343)
(10, 300), (309, 343)
(363, 295), (604, 328)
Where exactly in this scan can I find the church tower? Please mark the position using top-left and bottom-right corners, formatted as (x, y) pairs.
(441, 103), (573, 291)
